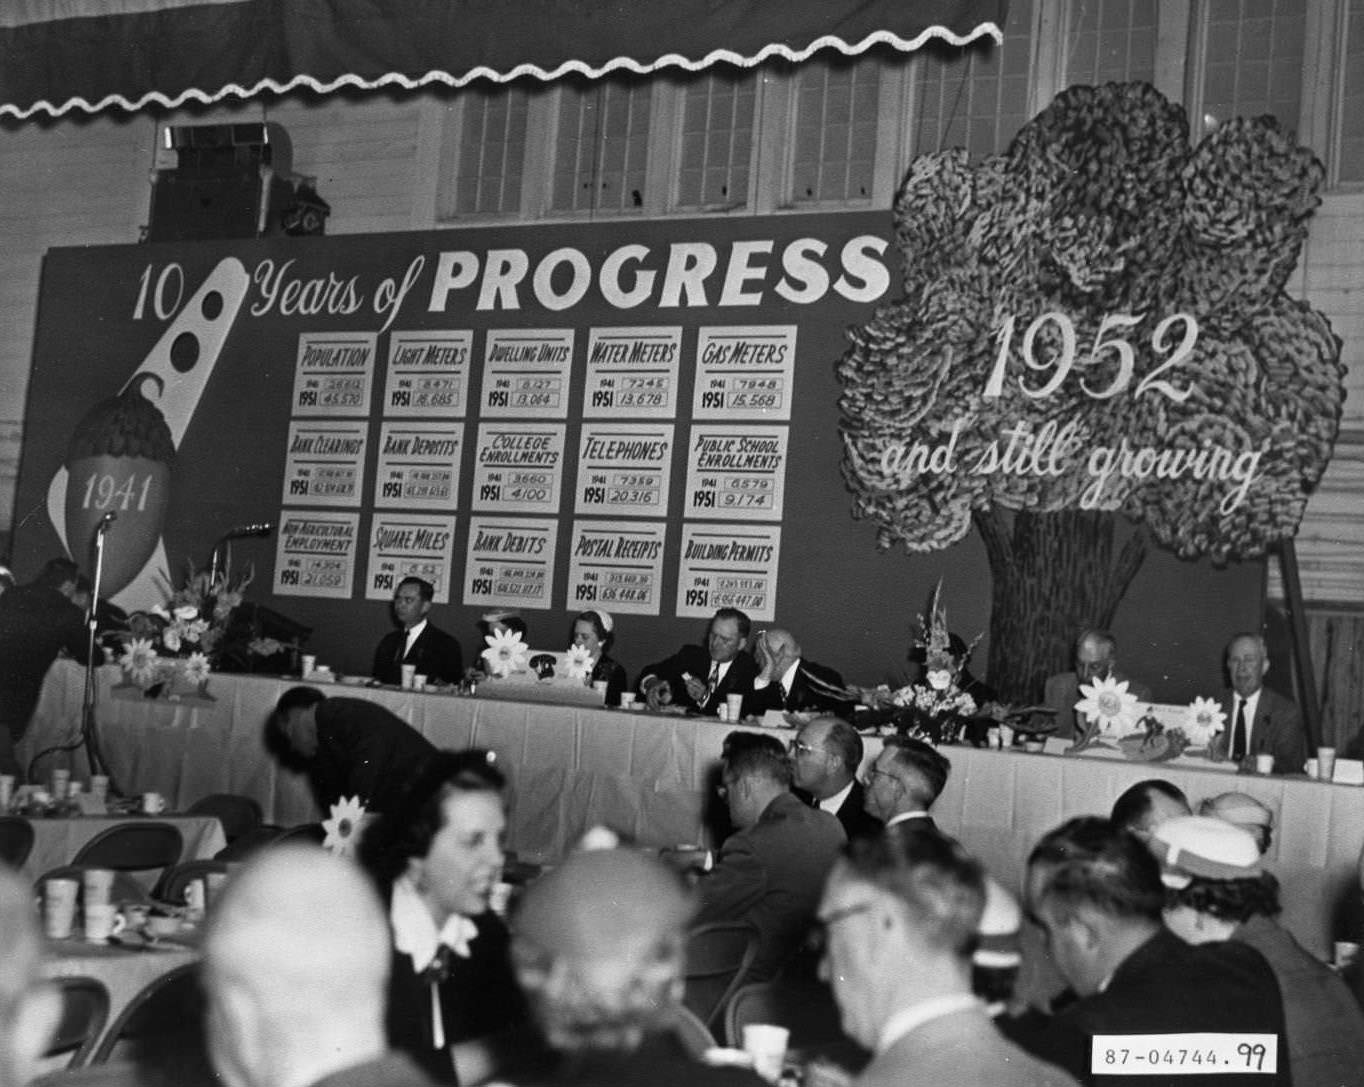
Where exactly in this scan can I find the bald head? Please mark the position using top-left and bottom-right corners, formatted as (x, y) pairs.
(203, 847), (390, 1087)
(0, 865), (59, 1087)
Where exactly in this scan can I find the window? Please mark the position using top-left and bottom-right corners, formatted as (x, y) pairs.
(1065, 0), (1159, 87)
(675, 69), (757, 211)
(443, 86), (528, 218)
(1197, 0), (1306, 137)
(550, 75), (652, 214)
(789, 55), (881, 204)
(912, 0), (1037, 159)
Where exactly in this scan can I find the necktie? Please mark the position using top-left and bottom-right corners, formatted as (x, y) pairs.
(1231, 699), (1247, 760)
(706, 662), (720, 704)
(778, 680), (788, 707)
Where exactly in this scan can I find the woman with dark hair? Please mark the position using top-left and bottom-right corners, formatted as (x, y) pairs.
(359, 749), (530, 1084)
(571, 610), (627, 707)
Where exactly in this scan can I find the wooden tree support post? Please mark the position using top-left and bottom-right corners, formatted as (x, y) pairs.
(1277, 539), (1321, 750)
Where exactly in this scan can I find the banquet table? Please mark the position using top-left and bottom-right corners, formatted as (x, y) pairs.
(20, 815), (228, 884)
(22, 661), (1364, 959)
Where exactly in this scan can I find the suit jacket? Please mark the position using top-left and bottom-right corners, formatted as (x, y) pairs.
(0, 581), (98, 739)
(1219, 687), (1305, 775)
(694, 791), (846, 980)
(373, 623), (464, 686)
(310, 697), (438, 813)
(1234, 915), (1364, 1087)
(1043, 671), (1153, 740)
(859, 1005), (1080, 1087)
(832, 780), (884, 841)
(308, 1053), (436, 1087)
(638, 644), (760, 715)
(1020, 928), (1288, 1087)
(745, 658), (855, 718)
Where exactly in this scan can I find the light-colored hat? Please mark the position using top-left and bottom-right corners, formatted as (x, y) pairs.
(974, 877), (1022, 969)
(481, 608), (522, 624)
(591, 609), (614, 633)
(1199, 791), (1273, 829)
(1149, 815), (1261, 888)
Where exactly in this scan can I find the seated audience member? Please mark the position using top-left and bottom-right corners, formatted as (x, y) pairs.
(638, 608), (759, 716)
(267, 686), (436, 814)
(373, 577), (463, 687)
(203, 846), (436, 1087)
(746, 629), (855, 717)
(0, 556), (102, 776)
(1152, 815), (1364, 1087)
(1019, 816), (1288, 1086)
(818, 830), (1079, 1087)
(0, 865), (61, 1087)
(1043, 630), (1151, 740)
(789, 716), (883, 841)
(1109, 779), (1191, 842)
(509, 847), (764, 1087)
(1199, 792), (1274, 855)
(974, 877), (1024, 1019)
(683, 731), (845, 980)
(1211, 633), (1306, 776)
(570, 610), (627, 707)
(863, 735), (950, 831)
(358, 750), (529, 1085)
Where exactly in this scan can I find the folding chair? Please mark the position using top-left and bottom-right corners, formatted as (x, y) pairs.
(682, 921), (758, 1031)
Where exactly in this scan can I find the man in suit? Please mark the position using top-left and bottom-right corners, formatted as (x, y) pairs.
(746, 628), (855, 718)
(863, 735), (950, 831)
(638, 608), (759, 716)
(204, 845), (436, 1087)
(1211, 633), (1306, 775)
(1017, 816), (1289, 1086)
(818, 829), (1079, 1087)
(267, 686), (437, 814)
(789, 715), (883, 841)
(0, 865), (61, 1087)
(372, 577), (463, 687)
(1042, 629), (1151, 740)
(688, 731), (846, 980)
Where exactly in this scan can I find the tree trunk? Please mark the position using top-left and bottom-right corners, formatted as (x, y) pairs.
(976, 509), (1148, 704)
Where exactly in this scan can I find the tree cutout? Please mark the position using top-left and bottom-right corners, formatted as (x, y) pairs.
(838, 83), (1345, 701)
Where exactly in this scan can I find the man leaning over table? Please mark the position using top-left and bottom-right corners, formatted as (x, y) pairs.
(1042, 629), (1151, 740)
(1209, 633), (1306, 776)
(373, 577), (463, 688)
(637, 607), (759, 715)
(0, 864), (61, 1087)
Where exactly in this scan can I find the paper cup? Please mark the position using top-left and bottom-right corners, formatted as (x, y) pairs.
(1306, 758), (1319, 778)
(83, 903), (125, 942)
(716, 703), (730, 722)
(142, 791), (166, 814)
(400, 663), (416, 689)
(301, 654), (317, 677)
(1318, 747), (1337, 782)
(83, 868), (115, 908)
(414, 673), (429, 691)
(742, 1023), (789, 1084)
(51, 768), (70, 801)
(998, 725), (1015, 749)
(0, 774), (13, 809)
(1334, 940), (1360, 969)
(43, 879), (79, 939)
(89, 775), (109, 803)
(592, 680), (609, 699)
(726, 693), (745, 720)
(618, 692), (636, 710)
(1255, 753), (1275, 775)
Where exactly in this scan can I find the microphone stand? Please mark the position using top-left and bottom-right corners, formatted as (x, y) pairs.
(80, 515), (115, 788)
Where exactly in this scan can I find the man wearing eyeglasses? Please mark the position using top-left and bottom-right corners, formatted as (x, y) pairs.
(862, 736), (950, 831)
(789, 716), (883, 842)
(817, 831), (1079, 1087)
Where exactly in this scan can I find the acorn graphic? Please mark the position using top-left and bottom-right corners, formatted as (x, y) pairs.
(64, 375), (176, 595)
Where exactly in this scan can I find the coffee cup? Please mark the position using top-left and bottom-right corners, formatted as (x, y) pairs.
(83, 868), (115, 908)
(1318, 747), (1337, 782)
(741, 1023), (789, 1084)
(89, 775), (109, 803)
(43, 879), (79, 939)
(618, 692), (636, 710)
(998, 725), (1015, 749)
(1255, 753), (1275, 775)
(301, 654), (317, 677)
(400, 663), (416, 689)
(413, 673), (428, 692)
(83, 903), (126, 942)
(142, 791), (166, 814)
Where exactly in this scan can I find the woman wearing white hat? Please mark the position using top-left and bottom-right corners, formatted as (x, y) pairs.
(571, 610), (627, 707)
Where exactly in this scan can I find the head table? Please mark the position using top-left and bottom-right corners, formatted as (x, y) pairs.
(21, 661), (1364, 961)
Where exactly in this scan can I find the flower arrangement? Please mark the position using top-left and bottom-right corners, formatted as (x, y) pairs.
(561, 643), (595, 681)
(481, 628), (529, 678)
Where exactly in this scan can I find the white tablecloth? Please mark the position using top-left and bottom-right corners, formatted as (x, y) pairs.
(22, 661), (1364, 959)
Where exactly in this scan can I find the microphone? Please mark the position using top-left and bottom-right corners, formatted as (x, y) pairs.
(225, 522), (274, 538)
(96, 512), (117, 532)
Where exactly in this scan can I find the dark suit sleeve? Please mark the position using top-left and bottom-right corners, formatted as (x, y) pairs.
(373, 632), (398, 685)
(637, 645), (706, 709)
(422, 627), (463, 685)
(1267, 693), (1306, 775)
(694, 832), (767, 925)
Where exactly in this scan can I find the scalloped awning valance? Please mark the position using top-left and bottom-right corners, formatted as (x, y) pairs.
(0, 0), (1005, 120)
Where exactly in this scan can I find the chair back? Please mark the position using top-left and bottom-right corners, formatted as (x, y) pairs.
(272, 822), (325, 846)
(670, 1005), (717, 1060)
(89, 962), (213, 1085)
(186, 793), (262, 844)
(213, 823), (285, 862)
(682, 921), (758, 1030)
(0, 814), (35, 867)
(45, 976), (110, 1068)
(37, 866), (151, 906)
(156, 859), (229, 906)
(71, 822), (184, 875)
(724, 980), (778, 1048)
